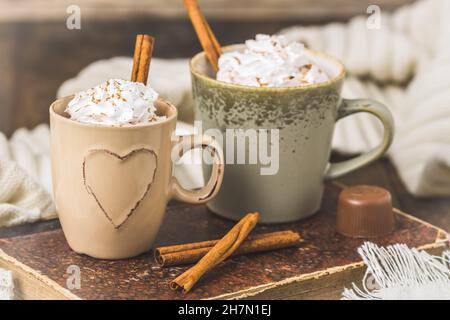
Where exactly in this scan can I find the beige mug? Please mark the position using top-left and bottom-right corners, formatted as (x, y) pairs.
(50, 96), (224, 259)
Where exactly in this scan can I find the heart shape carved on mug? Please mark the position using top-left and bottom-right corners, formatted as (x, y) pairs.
(83, 148), (157, 229)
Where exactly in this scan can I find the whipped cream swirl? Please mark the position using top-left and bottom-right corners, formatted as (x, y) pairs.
(217, 34), (330, 88)
(65, 79), (164, 126)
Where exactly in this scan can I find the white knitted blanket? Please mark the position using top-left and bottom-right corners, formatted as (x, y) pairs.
(280, 0), (450, 196)
(0, 125), (55, 227)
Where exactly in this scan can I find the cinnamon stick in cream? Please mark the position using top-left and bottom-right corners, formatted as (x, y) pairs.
(131, 34), (154, 84)
(183, 0), (221, 73)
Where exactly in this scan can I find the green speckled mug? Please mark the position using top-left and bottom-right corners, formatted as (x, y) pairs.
(190, 45), (394, 223)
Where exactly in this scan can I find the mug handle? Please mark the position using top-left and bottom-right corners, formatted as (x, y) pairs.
(324, 99), (395, 180)
(169, 134), (224, 203)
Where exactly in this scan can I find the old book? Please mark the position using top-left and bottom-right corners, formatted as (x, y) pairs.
(0, 183), (448, 300)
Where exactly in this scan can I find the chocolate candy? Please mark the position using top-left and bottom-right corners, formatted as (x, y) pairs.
(336, 185), (395, 238)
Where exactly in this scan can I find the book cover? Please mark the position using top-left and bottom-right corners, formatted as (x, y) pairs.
(0, 183), (448, 300)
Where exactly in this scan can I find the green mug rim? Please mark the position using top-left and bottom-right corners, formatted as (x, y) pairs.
(189, 44), (347, 92)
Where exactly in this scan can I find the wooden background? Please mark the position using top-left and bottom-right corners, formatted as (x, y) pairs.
(0, 0), (414, 21)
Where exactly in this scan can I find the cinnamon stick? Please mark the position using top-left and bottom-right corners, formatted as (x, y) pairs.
(155, 230), (301, 267)
(201, 9), (222, 57)
(183, 0), (222, 73)
(131, 34), (154, 84)
(170, 212), (259, 293)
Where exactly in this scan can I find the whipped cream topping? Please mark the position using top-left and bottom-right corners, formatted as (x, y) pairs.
(65, 79), (164, 126)
(216, 34), (330, 88)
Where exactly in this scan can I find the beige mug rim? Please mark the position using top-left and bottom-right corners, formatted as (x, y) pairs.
(49, 95), (178, 130)
(190, 44), (346, 92)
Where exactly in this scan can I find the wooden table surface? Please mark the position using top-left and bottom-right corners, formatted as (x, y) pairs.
(0, 15), (449, 238)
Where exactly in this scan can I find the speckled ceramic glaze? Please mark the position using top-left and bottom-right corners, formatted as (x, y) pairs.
(190, 45), (394, 223)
